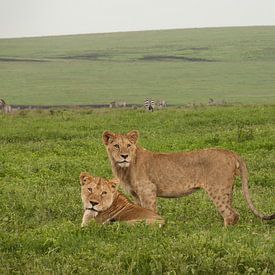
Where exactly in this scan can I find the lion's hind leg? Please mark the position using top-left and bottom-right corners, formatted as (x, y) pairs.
(205, 186), (239, 226)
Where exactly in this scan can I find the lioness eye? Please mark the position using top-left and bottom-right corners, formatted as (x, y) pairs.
(114, 144), (120, 149)
(127, 144), (131, 148)
(88, 188), (92, 193)
(101, 191), (107, 196)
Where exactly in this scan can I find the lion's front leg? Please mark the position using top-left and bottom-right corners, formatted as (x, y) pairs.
(136, 182), (157, 212)
(81, 210), (97, 227)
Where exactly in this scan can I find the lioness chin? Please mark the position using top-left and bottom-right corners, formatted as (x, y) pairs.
(80, 172), (164, 227)
(103, 130), (275, 226)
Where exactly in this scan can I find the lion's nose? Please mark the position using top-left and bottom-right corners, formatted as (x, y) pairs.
(90, 201), (99, 206)
(121, 154), (128, 159)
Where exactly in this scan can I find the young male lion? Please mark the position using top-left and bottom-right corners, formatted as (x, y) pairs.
(80, 172), (164, 227)
(103, 130), (275, 226)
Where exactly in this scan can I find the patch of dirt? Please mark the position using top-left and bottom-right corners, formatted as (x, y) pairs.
(10, 104), (144, 110)
(190, 47), (209, 51)
(140, 55), (216, 62)
(177, 47), (209, 51)
(0, 58), (48, 62)
(58, 53), (108, 61)
(11, 104), (109, 110)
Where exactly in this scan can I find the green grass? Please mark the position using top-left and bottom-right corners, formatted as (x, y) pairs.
(0, 106), (274, 274)
(0, 26), (275, 105)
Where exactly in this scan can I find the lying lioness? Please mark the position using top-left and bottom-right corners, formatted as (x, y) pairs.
(80, 172), (164, 227)
(102, 130), (275, 226)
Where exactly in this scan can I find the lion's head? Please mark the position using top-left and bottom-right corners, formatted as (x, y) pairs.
(80, 172), (119, 212)
(102, 130), (139, 168)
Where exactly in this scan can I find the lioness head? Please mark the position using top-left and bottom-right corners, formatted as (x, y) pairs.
(102, 130), (139, 168)
(80, 172), (118, 212)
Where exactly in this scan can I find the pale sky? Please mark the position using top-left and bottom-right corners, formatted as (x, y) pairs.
(0, 0), (275, 38)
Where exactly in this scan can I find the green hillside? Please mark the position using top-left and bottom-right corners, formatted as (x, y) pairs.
(0, 26), (275, 105)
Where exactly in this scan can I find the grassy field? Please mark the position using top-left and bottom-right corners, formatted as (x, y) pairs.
(0, 106), (274, 274)
(0, 26), (275, 105)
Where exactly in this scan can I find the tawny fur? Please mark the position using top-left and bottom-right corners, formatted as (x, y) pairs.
(80, 172), (164, 227)
(103, 130), (275, 226)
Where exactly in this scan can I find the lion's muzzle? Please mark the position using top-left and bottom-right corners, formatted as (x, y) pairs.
(117, 160), (130, 168)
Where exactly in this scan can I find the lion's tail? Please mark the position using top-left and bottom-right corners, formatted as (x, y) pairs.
(237, 155), (275, 221)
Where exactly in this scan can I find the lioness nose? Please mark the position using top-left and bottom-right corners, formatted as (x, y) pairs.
(90, 201), (99, 206)
(121, 154), (128, 159)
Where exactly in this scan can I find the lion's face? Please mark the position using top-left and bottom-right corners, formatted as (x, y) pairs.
(80, 172), (118, 212)
(102, 130), (139, 168)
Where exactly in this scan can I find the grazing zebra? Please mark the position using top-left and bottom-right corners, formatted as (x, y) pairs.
(144, 98), (155, 112)
(4, 105), (12, 113)
(0, 99), (12, 113)
(208, 98), (227, 106)
(0, 99), (6, 108)
(109, 101), (127, 108)
(156, 99), (167, 108)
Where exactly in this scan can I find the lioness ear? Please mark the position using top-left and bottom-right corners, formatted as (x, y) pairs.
(127, 130), (139, 144)
(102, 131), (115, 145)
(79, 172), (92, 185)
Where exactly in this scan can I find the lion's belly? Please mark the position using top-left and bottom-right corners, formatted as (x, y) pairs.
(150, 163), (204, 197)
(156, 182), (200, 198)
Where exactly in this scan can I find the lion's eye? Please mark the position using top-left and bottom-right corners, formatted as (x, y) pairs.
(101, 191), (107, 196)
(88, 187), (92, 193)
(114, 144), (120, 149)
(127, 144), (131, 148)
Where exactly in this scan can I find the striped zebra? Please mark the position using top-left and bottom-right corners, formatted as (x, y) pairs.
(5, 105), (12, 113)
(144, 98), (155, 112)
(0, 99), (12, 113)
(156, 99), (167, 108)
(0, 99), (6, 108)
(109, 101), (127, 108)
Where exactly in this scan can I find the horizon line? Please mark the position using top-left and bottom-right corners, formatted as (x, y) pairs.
(1, 24), (274, 40)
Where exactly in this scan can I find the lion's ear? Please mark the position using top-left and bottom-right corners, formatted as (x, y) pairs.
(102, 131), (115, 145)
(79, 172), (92, 185)
(127, 130), (139, 144)
(109, 178), (119, 190)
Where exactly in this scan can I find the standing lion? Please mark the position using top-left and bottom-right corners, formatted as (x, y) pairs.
(102, 130), (275, 226)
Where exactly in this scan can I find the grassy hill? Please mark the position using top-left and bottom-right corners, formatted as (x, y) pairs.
(0, 26), (275, 105)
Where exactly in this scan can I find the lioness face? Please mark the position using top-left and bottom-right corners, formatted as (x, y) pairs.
(102, 130), (139, 168)
(80, 172), (117, 212)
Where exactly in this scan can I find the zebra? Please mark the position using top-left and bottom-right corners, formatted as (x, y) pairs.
(156, 99), (167, 108)
(0, 99), (6, 108)
(109, 101), (127, 108)
(0, 99), (12, 113)
(208, 98), (227, 106)
(4, 105), (12, 113)
(144, 98), (155, 112)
